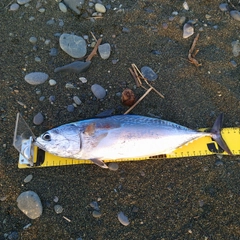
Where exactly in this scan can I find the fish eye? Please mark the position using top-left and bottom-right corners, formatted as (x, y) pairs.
(42, 132), (51, 141)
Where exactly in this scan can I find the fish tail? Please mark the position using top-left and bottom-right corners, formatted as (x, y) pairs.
(210, 113), (232, 155)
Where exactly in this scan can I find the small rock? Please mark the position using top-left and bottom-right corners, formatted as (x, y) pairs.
(17, 191), (42, 219)
(91, 84), (106, 99)
(53, 196), (59, 203)
(59, 2), (67, 12)
(34, 57), (41, 62)
(63, 0), (84, 15)
(17, 0), (31, 5)
(65, 83), (75, 89)
(24, 174), (33, 183)
(98, 43), (111, 60)
(90, 201), (99, 210)
(25, 72), (48, 85)
(117, 211), (130, 226)
(49, 48), (58, 56)
(231, 40), (240, 56)
(95, 3), (106, 13)
(33, 112), (44, 125)
(230, 60), (237, 67)
(73, 96), (82, 105)
(67, 105), (74, 112)
(54, 204), (63, 214)
(183, 22), (194, 38)
(59, 33), (87, 58)
(183, 1), (189, 10)
(92, 210), (101, 218)
(141, 66), (158, 81)
(29, 36), (37, 44)
(5, 231), (19, 240)
(9, 3), (20, 11)
(219, 3), (229, 12)
(230, 10), (240, 21)
(108, 162), (119, 171)
(79, 77), (87, 83)
(49, 79), (57, 86)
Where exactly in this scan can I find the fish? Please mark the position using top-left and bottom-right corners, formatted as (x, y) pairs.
(34, 114), (232, 169)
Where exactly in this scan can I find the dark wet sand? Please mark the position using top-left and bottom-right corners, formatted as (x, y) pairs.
(1, 0), (240, 239)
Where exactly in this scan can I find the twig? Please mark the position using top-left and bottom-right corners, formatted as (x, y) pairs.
(85, 38), (102, 61)
(124, 87), (153, 114)
(129, 67), (140, 87)
(188, 33), (202, 67)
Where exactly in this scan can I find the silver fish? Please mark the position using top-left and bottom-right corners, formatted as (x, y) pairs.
(34, 114), (232, 168)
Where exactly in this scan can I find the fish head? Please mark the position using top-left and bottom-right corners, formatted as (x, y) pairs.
(34, 124), (82, 157)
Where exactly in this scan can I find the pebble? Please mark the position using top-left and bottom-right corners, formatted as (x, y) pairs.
(215, 160), (224, 166)
(59, 2), (67, 12)
(79, 77), (87, 83)
(29, 36), (37, 44)
(98, 43), (111, 60)
(54, 61), (91, 73)
(63, 0), (84, 15)
(24, 72), (49, 85)
(38, 7), (45, 13)
(90, 201), (99, 210)
(183, 1), (189, 10)
(34, 57), (41, 62)
(92, 210), (101, 218)
(219, 3), (229, 12)
(49, 79), (57, 86)
(24, 174), (33, 183)
(91, 84), (106, 99)
(231, 40), (240, 56)
(108, 162), (119, 171)
(39, 96), (45, 101)
(183, 22), (194, 38)
(95, 3), (106, 13)
(230, 60), (237, 67)
(117, 211), (130, 226)
(49, 96), (55, 103)
(67, 105), (74, 112)
(59, 33), (87, 58)
(33, 112), (44, 125)
(73, 96), (82, 105)
(17, 0), (31, 5)
(53, 196), (59, 203)
(230, 10), (240, 21)
(54, 204), (63, 214)
(17, 191), (43, 219)
(49, 48), (58, 56)
(9, 3), (20, 11)
(141, 66), (158, 81)
(65, 83), (75, 89)
(5, 231), (19, 240)
(162, 22), (168, 29)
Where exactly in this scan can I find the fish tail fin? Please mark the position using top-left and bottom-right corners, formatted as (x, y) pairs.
(210, 113), (232, 155)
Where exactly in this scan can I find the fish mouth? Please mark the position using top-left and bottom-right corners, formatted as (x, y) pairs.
(33, 138), (46, 151)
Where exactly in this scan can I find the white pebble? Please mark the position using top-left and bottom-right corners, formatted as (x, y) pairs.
(59, 2), (67, 12)
(38, 7), (45, 13)
(49, 79), (57, 86)
(9, 3), (20, 11)
(183, 22), (194, 38)
(91, 84), (106, 99)
(98, 43), (111, 60)
(95, 3), (106, 13)
(183, 1), (189, 10)
(73, 96), (82, 105)
(117, 211), (130, 226)
(79, 77), (87, 83)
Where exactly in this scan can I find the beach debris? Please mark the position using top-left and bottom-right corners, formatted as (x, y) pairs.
(121, 89), (136, 107)
(17, 191), (43, 219)
(118, 211), (130, 226)
(59, 33), (87, 58)
(91, 84), (106, 99)
(183, 22), (194, 38)
(126, 64), (164, 114)
(54, 61), (91, 73)
(98, 43), (111, 60)
(24, 72), (49, 85)
(141, 66), (158, 81)
(188, 33), (201, 67)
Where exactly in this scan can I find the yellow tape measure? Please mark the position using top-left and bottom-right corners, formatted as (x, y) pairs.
(18, 127), (240, 169)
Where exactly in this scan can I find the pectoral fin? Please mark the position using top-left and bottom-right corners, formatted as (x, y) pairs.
(91, 159), (108, 169)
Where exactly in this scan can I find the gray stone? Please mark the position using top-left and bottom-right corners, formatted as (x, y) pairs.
(59, 2), (67, 13)
(73, 96), (82, 105)
(17, 0), (31, 5)
(59, 33), (87, 58)
(141, 66), (158, 81)
(54, 204), (63, 214)
(33, 112), (44, 125)
(91, 84), (106, 99)
(230, 10), (240, 21)
(92, 210), (101, 218)
(98, 43), (111, 60)
(24, 72), (48, 85)
(9, 3), (20, 11)
(117, 211), (130, 226)
(17, 191), (42, 219)
(63, 0), (84, 15)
